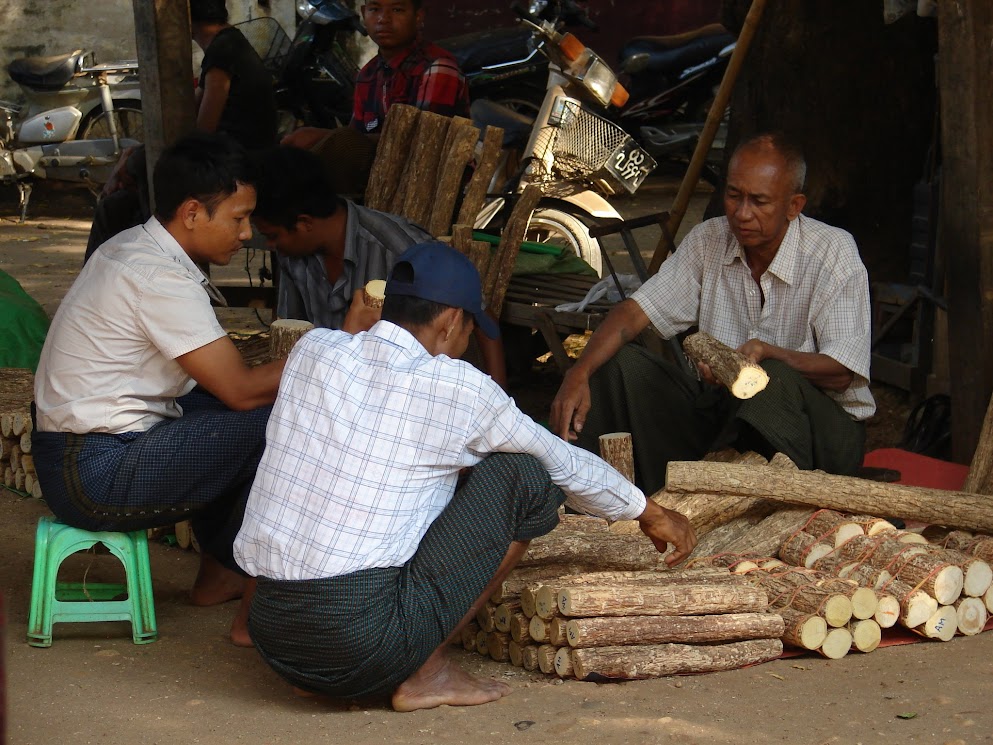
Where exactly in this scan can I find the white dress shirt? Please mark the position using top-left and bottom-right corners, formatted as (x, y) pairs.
(34, 217), (227, 434)
(631, 214), (875, 420)
(235, 322), (647, 581)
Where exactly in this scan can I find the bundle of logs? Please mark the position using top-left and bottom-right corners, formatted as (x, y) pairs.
(0, 368), (40, 499)
(464, 516), (785, 681)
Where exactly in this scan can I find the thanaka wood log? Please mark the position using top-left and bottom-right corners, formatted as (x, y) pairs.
(394, 111), (451, 222)
(268, 319), (315, 360)
(954, 596), (988, 635)
(924, 548), (993, 597)
(19, 453), (33, 474)
(874, 593), (901, 629)
(564, 612), (785, 648)
(778, 531), (833, 569)
(537, 644), (559, 674)
(891, 554), (964, 605)
(484, 184), (542, 314)
(570, 638), (783, 681)
(462, 621), (480, 652)
(986, 583), (993, 614)
(364, 104), (421, 211)
(0, 437), (16, 460)
(520, 532), (665, 570)
(914, 605), (957, 641)
(944, 530), (993, 564)
(803, 509), (865, 547)
(554, 646), (575, 678)
(719, 506), (816, 559)
(529, 615), (552, 643)
(508, 639), (525, 667)
(476, 602), (496, 633)
(456, 124), (505, 227)
(851, 515), (899, 536)
(598, 432), (635, 484)
(665, 460), (993, 534)
(426, 116), (480, 236)
(490, 564), (588, 603)
(882, 578), (938, 628)
(895, 531), (929, 545)
(682, 332), (770, 399)
(487, 631), (511, 662)
(14, 469), (24, 491)
(688, 507), (776, 558)
(557, 514), (610, 533)
(175, 520), (193, 550)
(549, 617), (569, 647)
(778, 609), (827, 651)
(557, 583), (769, 618)
(848, 619), (881, 653)
(494, 601), (521, 632)
(521, 644), (540, 671)
(509, 612), (533, 644)
(816, 627), (852, 659)
(755, 576), (852, 627)
(8, 444), (20, 473)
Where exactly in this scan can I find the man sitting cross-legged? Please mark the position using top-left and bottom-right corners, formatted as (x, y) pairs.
(33, 132), (285, 646)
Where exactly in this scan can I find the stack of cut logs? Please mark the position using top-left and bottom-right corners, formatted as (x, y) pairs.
(0, 368), (40, 499)
(464, 516), (785, 681)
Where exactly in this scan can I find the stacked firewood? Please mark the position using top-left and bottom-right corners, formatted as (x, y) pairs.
(464, 516), (784, 681)
(0, 368), (40, 499)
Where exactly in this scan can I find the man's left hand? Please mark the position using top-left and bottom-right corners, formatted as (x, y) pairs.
(342, 288), (382, 334)
(636, 500), (696, 566)
(738, 338), (767, 363)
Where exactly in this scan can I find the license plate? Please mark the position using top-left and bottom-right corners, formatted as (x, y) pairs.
(606, 138), (657, 193)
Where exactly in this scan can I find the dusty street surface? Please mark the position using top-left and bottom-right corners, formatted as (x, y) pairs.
(3, 182), (988, 745)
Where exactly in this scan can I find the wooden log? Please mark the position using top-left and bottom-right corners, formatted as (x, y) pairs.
(891, 554), (964, 605)
(665, 460), (993, 535)
(944, 531), (993, 564)
(362, 279), (386, 309)
(23, 471), (34, 495)
(883, 579), (938, 628)
(10, 411), (30, 437)
(682, 331), (769, 399)
(565, 612), (785, 648)
(475, 630), (489, 657)
(986, 583), (993, 614)
(521, 644), (540, 672)
(3, 466), (12, 487)
(268, 319), (314, 360)
(508, 639), (524, 667)
(537, 644), (559, 674)
(456, 124), (504, 227)
(848, 619), (881, 653)
(8, 444), (20, 473)
(557, 583), (769, 618)
(779, 609), (827, 651)
(485, 184), (543, 315)
(364, 104), (421, 211)
(19, 430), (31, 454)
(756, 576), (853, 627)
(19, 453), (33, 475)
(689, 507), (776, 557)
(520, 533), (665, 570)
(720, 507), (816, 559)
(520, 585), (541, 619)
(509, 612), (533, 644)
(476, 602), (496, 633)
(832, 534), (927, 568)
(461, 621), (480, 652)
(487, 631), (511, 662)
(915, 605), (957, 641)
(490, 564), (588, 603)
(571, 638), (783, 681)
(549, 617), (569, 647)
(954, 596), (988, 635)
(427, 117), (480, 237)
(850, 515), (898, 536)
(14, 469), (25, 491)
(494, 601), (521, 632)
(778, 531), (834, 569)
(598, 432), (635, 484)
(529, 615), (552, 643)
(816, 627), (852, 659)
(924, 548), (993, 597)
(557, 514), (610, 533)
(895, 531), (929, 545)
(553, 646), (575, 678)
(175, 520), (193, 550)
(30, 478), (42, 499)
(874, 593), (901, 629)
(803, 509), (865, 547)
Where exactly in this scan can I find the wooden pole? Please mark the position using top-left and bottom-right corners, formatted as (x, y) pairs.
(647, 0), (768, 274)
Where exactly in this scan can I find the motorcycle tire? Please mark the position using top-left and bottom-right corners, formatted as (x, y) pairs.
(484, 82), (546, 119)
(78, 100), (143, 142)
(525, 206), (602, 278)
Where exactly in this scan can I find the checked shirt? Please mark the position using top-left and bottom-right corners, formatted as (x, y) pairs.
(350, 40), (470, 134)
(234, 322), (646, 581)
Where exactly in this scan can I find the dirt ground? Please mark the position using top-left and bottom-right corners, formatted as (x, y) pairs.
(3, 180), (988, 745)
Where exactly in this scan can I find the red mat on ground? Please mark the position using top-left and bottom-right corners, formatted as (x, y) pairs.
(861, 447), (969, 490)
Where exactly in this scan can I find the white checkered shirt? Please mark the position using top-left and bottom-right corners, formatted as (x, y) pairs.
(631, 215), (875, 420)
(234, 322), (646, 581)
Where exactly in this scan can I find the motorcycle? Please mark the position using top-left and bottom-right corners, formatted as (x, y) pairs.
(472, 8), (657, 277)
(0, 49), (142, 221)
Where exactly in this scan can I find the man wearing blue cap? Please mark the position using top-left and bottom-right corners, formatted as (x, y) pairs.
(234, 241), (695, 711)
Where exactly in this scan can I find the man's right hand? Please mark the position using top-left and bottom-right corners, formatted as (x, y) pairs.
(637, 499), (696, 566)
(550, 367), (591, 442)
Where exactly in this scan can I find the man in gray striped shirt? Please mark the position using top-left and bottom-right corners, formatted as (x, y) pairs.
(551, 133), (874, 493)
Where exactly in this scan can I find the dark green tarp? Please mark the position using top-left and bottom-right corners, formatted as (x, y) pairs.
(0, 269), (49, 372)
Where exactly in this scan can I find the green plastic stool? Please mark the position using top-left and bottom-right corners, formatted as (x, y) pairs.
(27, 516), (157, 647)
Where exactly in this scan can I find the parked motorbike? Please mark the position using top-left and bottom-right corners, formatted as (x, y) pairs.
(0, 49), (142, 221)
(472, 9), (657, 276)
(438, 0), (594, 117)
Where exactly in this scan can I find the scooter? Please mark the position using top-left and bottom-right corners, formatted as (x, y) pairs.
(0, 49), (142, 221)
(472, 9), (657, 277)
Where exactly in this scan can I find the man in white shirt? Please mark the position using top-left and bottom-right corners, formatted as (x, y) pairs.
(33, 132), (286, 646)
(550, 133), (875, 494)
(235, 241), (695, 711)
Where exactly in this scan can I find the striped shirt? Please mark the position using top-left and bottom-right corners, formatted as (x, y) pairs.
(351, 40), (470, 134)
(631, 214), (875, 420)
(234, 322), (646, 581)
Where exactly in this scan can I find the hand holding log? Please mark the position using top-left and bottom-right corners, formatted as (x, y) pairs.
(682, 332), (769, 399)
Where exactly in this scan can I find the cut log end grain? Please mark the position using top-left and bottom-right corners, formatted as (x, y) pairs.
(268, 319), (315, 360)
(537, 644), (558, 675)
(874, 594), (901, 629)
(521, 644), (540, 671)
(954, 596), (988, 635)
(554, 647), (575, 678)
(462, 622), (480, 652)
(817, 627), (852, 659)
(779, 610), (827, 651)
(362, 279), (386, 308)
(848, 619), (882, 653)
(918, 605), (957, 642)
(681, 332), (770, 399)
(961, 558), (993, 597)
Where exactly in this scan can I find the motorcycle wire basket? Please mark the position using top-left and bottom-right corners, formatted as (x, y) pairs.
(234, 17), (293, 81)
(529, 96), (656, 196)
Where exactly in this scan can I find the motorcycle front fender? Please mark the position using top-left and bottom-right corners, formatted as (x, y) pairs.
(559, 192), (622, 220)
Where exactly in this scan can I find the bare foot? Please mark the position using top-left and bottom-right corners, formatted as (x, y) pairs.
(190, 553), (247, 607)
(229, 579), (256, 647)
(391, 649), (512, 712)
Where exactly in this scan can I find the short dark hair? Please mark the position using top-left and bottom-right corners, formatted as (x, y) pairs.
(153, 132), (255, 221)
(251, 146), (340, 228)
(732, 132), (807, 193)
(189, 0), (229, 24)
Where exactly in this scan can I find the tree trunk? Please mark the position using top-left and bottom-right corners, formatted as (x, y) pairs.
(682, 332), (769, 399)
(778, 531), (834, 569)
(571, 638), (783, 681)
(564, 612), (784, 648)
(666, 461), (993, 534)
(557, 583), (768, 618)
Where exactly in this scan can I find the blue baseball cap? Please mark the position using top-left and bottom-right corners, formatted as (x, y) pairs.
(386, 241), (500, 339)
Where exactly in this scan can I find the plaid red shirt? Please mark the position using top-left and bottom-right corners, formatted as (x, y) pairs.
(351, 40), (470, 133)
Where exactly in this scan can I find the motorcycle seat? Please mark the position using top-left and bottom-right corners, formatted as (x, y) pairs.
(8, 50), (86, 92)
(470, 98), (533, 148)
(439, 27), (536, 76)
(620, 25), (735, 76)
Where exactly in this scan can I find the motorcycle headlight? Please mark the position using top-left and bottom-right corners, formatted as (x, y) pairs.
(296, 1), (319, 20)
(571, 51), (619, 108)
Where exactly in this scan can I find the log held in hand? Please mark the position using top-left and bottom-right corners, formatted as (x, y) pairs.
(682, 332), (769, 399)
(665, 461), (993, 534)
